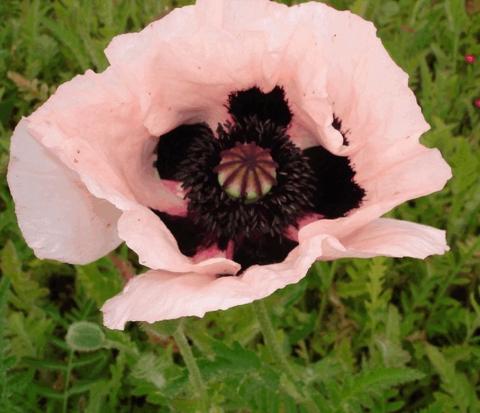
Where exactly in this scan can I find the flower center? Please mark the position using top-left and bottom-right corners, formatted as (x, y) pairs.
(214, 142), (277, 202)
(153, 86), (365, 269)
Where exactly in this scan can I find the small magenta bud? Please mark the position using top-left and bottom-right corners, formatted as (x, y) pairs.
(214, 142), (277, 202)
(464, 54), (476, 64)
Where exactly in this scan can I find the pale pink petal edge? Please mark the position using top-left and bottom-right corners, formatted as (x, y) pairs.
(7, 119), (122, 264)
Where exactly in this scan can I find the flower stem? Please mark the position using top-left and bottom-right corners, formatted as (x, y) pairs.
(253, 299), (297, 379)
(173, 322), (208, 408)
(253, 299), (320, 413)
(62, 349), (74, 413)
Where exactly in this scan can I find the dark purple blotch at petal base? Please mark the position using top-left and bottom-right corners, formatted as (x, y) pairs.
(303, 145), (365, 219)
(155, 123), (213, 180)
(228, 86), (293, 127)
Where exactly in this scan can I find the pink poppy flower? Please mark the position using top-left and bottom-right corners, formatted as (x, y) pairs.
(8, 0), (451, 330)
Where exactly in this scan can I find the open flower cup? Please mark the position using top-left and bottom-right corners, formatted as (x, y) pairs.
(8, 0), (451, 330)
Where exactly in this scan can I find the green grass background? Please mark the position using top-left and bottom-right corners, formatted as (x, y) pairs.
(0, 0), (479, 412)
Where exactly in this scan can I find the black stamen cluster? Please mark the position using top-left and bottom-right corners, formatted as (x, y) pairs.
(176, 117), (316, 249)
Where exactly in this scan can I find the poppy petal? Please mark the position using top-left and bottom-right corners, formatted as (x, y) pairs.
(290, 2), (431, 155)
(337, 218), (448, 259)
(27, 68), (186, 215)
(7, 119), (122, 264)
(104, 0), (331, 152)
(102, 232), (343, 329)
(300, 143), (452, 240)
(117, 207), (240, 275)
(102, 216), (447, 329)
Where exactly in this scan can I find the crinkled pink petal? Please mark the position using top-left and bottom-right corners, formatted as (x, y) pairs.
(353, 144), (451, 213)
(28, 67), (186, 215)
(7, 119), (122, 264)
(102, 215), (448, 329)
(118, 207), (240, 275)
(290, 2), (430, 154)
(299, 140), (451, 239)
(324, 218), (448, 260)
(105, 0), (332, 150)
(22, 67), (195, 266)
(102, 232), (344, 329)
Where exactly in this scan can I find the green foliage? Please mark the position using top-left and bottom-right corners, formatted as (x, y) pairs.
(0, 0), (479, 412)
(325, 367), (425, 412)
(425, 344), (479, 412)
(76, 258), (123, 307)
(1, 240), (48, 311)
